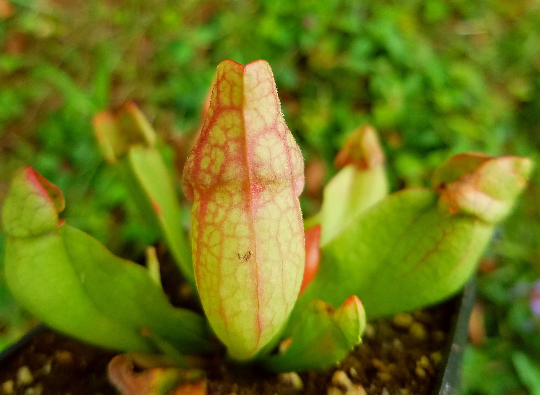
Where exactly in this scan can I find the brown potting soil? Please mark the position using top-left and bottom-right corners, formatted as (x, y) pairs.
(0, 299), (453, 395)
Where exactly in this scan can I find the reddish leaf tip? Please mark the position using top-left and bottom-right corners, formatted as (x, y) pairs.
(334, 125), (385, 170)
(122, 100), (138, 113)
(92, 110), (114, 126)
(24, 167), (65, 213)
(343, 295), (363, 310)
(139, 326), (153, 337)
(300, 225), (322, 294)
(151, 201), (162, 216)
(433, 154), (532, 222)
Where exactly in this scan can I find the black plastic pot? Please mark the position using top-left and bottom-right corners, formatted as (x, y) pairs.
(0, 324), (46, 365)
(434, 279), (475, 395)
(0, 280), (475, 394)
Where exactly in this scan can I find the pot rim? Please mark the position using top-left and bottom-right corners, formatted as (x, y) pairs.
(434, 279), (475, 395)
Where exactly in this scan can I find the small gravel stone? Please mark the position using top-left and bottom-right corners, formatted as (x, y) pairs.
(392, 313), (413, 328)
(278, 372), (303, 391)
(2, 380), (14, 394)
(415, 366), (427, 378)
(327, 383), (366, 395)
(410, 322), (427, 340)
(16, 366), (34, 386)
(363, 323), (375, 339)
(431, 351), (443, 365)
(332, 370), (353, 390)
(54, 350), (73, 364)
(372, 358), (387, 371)
(381, 387), (390, 395)
(377, 372), (392, 382)
(392, 338), (403, 351)
(328, 371), (367, 395)
(381, 341), (393, 353)
(355, 385), (367, 395)
(327, 387), (343, 395)
(417, 355), (431, 369)
(24, 384), (43, 395)
(41, 361), (52, 375)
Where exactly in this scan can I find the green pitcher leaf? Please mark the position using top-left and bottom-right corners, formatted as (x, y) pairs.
(122, 145), (194, 285)
(93, 103), (195, 288)
(3, 168), (149, 352)
(93, 102), (155, 163)
(294, 155), (532, 319)
(2, 166), (65, 238)
(262, 296), (365, 373)
(308, 125), (388, 246)
(183, 60), (305, 361)
(2, 168), (214, 355)
(432, 153), (532, 223)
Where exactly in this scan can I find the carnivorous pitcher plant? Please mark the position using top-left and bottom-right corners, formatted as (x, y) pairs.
(2, 60), (532, 394)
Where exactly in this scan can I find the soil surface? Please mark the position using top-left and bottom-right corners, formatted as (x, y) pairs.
(0, 301), (454, 395)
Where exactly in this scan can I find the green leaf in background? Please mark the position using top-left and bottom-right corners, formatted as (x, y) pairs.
(512, 351), (540, 395)
(462, 343), (524, 395)
(32, 64), (97, 116)
(314, 125), (388, 245)
(93, 103), (195, 288)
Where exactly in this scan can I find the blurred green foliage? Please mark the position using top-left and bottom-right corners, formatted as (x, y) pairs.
(0, 0), (539, 392)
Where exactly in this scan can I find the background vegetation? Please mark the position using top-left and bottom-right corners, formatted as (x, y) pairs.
(1, 0), (540, 393)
